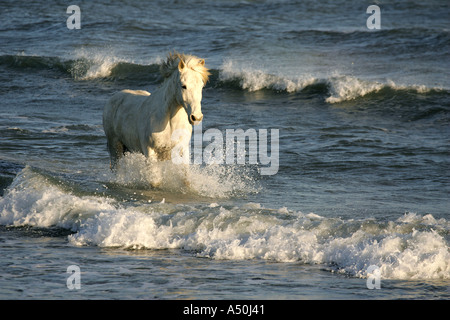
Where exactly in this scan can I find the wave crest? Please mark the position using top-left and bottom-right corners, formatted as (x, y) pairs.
(1, 53), (446, 103)
(219, 60), (319, 92)
(1, 166), (449, 280)
(217, 59), (446, 103)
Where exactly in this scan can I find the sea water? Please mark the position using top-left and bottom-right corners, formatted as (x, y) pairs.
(0, 0), (449, 299)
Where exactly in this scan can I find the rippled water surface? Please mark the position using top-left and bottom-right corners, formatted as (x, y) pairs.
(1, 0), (449, 299)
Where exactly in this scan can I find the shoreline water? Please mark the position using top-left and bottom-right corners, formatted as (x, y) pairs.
(1, 0), (449, 299)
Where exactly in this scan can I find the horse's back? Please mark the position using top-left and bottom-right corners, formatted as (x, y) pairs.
(121, 89), (151, 96)
(105, 89), (150, 109)
(104, 89), (150, 119)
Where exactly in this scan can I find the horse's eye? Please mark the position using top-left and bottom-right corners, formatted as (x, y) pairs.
(181, 85), (187, 90)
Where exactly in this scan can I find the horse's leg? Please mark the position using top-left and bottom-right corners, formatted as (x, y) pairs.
(108, 139), (125, 170)
(175, 142), (191, 187)
(144, 147), (163, 188)
(181, 163), (191, 187)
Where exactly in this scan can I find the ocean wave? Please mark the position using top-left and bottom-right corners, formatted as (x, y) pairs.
(1, 166), (449, 280)
(1, 53), (447, 103)
(217, 60), (447, 103)
(0, 53), (161, 83)
(218, 60), (320, 93)
(324, 76), (431, 104)
(68, 54), (161, 82)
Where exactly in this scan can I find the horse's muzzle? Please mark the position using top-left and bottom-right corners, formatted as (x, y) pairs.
(190, 114), (203, 124)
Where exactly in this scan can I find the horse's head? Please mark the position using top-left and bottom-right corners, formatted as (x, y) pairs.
(175, 56), (209, 125)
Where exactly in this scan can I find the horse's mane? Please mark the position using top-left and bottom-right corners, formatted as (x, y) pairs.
(160, 52), (210, 84)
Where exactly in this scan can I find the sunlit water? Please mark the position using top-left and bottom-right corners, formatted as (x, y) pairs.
(0, 0), (449, 299)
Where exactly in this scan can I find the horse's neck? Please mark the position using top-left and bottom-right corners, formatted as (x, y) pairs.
(143, 73), (188, 132)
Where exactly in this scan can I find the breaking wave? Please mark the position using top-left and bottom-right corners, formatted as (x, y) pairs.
(218, 59), (447, 103)
(1, 166), (449, 280)
(0, 52), (161, 83)
(1, 53), (446, 104)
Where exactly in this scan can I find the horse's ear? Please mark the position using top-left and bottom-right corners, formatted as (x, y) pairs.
(178, 59), (185, 71)
(198, 59), (205, 66)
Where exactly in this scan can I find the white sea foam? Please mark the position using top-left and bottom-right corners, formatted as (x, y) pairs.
(1, 166), (449, 280)
(68, 48), (161, 80)
(70, 51), (119, 80)
(219, 60), (442, 103)
(0, 166), (116, 230)
(324, 76), (439, 103)
(220, 60), (318, 93)
(325, 75), (385, 103)
(66, 206), (450, 280)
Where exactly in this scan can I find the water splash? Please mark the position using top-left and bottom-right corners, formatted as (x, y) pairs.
(109, 153), (260, 198)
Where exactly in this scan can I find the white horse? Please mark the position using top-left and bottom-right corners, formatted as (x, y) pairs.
(103, 52), (210, 177)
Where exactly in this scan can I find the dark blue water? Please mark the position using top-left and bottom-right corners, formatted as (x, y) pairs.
(0, 0), (449, 299)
